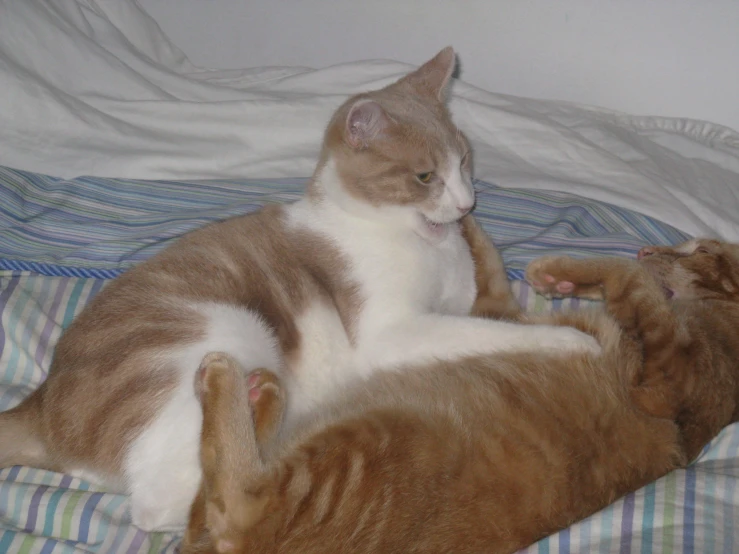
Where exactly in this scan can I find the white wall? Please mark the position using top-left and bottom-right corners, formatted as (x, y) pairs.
(139, 0), (739, 132)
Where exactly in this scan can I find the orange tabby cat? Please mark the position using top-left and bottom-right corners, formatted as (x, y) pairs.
(181, 230), (739, 554)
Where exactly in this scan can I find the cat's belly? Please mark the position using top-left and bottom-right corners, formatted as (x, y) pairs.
(122, 302), (283, 531)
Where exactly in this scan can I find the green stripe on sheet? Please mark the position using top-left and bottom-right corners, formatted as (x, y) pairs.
(663, 471), (678, 554)
(61, 490), (84, 539)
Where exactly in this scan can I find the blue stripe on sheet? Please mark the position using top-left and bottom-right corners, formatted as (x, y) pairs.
(40, 538), (58, 554)
(684, 468), (697, 554)
(559, 526), (571, 553)
(79, 493), (103, 543)
(25, 484), (48, 532)
(0, 532), (15, 553)
(0, 166), (690, 281)
(43, 488), (67, 536)
(0, 260), (120, 279)
(61, 279), (87, 330)
(620, 493), (635, 554)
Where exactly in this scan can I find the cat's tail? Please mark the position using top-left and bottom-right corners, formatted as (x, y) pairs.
(0, 391), (54, 470)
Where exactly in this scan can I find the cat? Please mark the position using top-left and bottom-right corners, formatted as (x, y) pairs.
(0, 47), (598, 532)
(181, 237), (739, 554)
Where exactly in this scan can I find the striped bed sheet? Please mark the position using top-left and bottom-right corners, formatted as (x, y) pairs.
(0, 167), (737, 553)
(0, 166), (689, 281)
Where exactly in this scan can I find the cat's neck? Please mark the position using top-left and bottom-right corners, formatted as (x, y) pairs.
(306, 156), (452, 244)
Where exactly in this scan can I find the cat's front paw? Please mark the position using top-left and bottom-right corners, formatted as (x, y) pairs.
(543, 326), (602, 356)
(526, 256), (577, 298)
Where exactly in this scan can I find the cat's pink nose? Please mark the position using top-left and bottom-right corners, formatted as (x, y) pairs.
(637, 247), (655, 260)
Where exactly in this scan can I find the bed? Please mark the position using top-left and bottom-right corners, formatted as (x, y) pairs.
(1, 2), (738, 553)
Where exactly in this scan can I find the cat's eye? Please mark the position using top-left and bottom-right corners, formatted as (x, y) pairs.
(696, 246), (711, 254)
(417, 172), (433, 184)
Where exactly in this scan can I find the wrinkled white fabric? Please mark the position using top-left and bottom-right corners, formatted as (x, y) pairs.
(2, 0), (738, 239)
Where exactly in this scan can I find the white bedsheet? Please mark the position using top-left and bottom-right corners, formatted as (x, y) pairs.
(1, 0), (738, 240)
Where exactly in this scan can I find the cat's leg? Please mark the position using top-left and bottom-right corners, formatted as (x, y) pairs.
(365, 312), (601, 371)
(183, 353), (282, 554)
(459, 215), (522, 320)
(526, 256), (690, 420)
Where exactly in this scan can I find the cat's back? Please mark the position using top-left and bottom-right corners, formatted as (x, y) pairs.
(46, 202), (365, 425)
(286, 193), (476, 324)
(55, 203), (356, 357)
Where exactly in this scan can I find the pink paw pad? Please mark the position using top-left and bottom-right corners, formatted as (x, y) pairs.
(555, 280), (575, 294)
(247, 372), (263, 403)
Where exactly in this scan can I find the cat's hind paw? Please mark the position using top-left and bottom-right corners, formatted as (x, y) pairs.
(246, 370), (285, 444)
(195, 354), (285, 445)
(526, 256), (604, 300)
(526, 257), (577, 297)
(195, 351), (241, 402)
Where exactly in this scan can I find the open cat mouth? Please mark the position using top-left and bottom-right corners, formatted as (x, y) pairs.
(415, 214), (450, 242)
(423, 216), (446, 233)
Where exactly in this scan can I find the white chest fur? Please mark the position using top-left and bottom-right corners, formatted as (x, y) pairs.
(283, 196), (476, 415)
(288, 196), (475, 318)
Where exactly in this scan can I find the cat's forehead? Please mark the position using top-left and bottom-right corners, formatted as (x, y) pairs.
(673, 239), (720, 255)
(370, 90), (467, 154)
(659, 239), (739, 281)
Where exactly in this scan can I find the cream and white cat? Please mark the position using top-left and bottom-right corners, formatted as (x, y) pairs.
(0, 48), (598, 531)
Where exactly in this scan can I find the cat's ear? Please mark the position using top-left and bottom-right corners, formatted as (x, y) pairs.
(345, 100), (389, 149)
(401, 46), (457, 102)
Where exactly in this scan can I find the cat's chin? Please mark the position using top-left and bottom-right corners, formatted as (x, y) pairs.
(414, 215), (451, 243)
